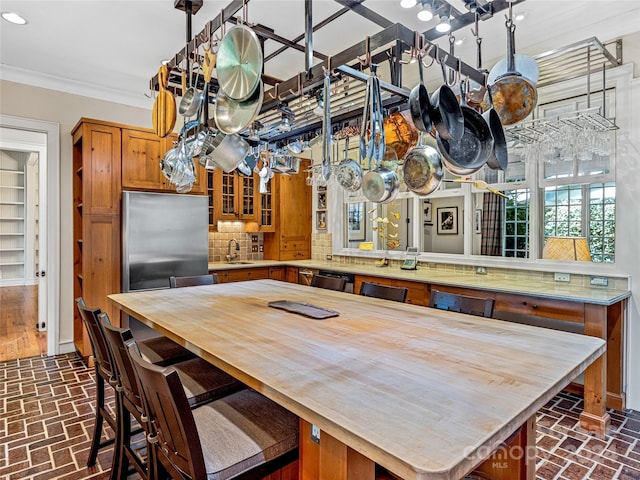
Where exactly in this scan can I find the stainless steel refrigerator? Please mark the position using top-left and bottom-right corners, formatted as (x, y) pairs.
(122, 191), (209, 292)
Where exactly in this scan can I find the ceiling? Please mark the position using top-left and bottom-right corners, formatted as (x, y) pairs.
(1, 0), (639, 111)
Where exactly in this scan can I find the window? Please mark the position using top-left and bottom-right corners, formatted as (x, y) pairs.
(543, 182), (615, 263)
(503, 189), (530, 258)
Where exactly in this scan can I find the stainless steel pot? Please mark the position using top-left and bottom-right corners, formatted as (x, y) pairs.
(335, 137), (363, 192)
(214, 80), (264, 134)
(362, 166), (399, 204)
(402, 136), (443, 196)
(205, 132), (251, 173)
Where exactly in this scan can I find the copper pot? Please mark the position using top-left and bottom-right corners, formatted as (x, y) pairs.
(383, 110), (418, 161)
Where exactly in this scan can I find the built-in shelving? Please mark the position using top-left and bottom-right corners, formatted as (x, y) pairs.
(0, 150), (29, 285)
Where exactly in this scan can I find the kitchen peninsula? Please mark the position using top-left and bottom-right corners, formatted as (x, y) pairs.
(109, 280), (606, 480)
(207, 258), (630, 439)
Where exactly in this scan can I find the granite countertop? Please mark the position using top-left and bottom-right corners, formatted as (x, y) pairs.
(208, 259), (630, 305)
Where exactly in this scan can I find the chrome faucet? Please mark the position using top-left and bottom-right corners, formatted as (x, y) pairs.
(226, 238), (240, 262)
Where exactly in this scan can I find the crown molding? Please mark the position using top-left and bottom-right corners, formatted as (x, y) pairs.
(0, 64), (154, 110)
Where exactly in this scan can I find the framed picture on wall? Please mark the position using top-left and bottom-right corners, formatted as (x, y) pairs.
(437, 207), (458, 235)
(316, 211), (327, 230)
(347, 202), (365, 241)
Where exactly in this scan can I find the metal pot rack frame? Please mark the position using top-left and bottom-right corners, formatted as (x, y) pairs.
(505, 36), (621, 147)
(151, 0), (524, 143)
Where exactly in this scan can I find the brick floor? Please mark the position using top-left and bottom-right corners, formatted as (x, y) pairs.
(1, 353), (639, 480)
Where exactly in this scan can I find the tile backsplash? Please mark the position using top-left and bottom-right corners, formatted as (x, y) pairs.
(208, 222), (263, 263)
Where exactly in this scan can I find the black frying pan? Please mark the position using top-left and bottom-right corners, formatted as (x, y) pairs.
(430, 58), (464, 141)
(409, 54), (432, 133)
(436, 81), (493, 171)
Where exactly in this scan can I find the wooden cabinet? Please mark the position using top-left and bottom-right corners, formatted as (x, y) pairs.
(268, 266), (286, 281)
(72, 117), (206, 359)
(213, 170), (258, 221)
(263, 162), (312, 260)
(122, 128), (205, 194)
(72, 120), (123, 358)
(215, 267), (269, 283)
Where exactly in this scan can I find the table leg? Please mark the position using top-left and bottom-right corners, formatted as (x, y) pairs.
(300, 420), (375, 480)
(579, 304), (611, 439)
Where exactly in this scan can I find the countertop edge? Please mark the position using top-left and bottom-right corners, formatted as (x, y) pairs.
(208, 260), (631, 306)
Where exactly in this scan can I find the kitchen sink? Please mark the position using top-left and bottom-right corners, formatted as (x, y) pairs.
(228, 261), (253, 265)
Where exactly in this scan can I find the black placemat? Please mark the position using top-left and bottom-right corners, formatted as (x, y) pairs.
(268, 300), (339, 319)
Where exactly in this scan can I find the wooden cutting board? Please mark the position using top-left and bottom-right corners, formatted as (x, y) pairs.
(152, 65), (176, 138)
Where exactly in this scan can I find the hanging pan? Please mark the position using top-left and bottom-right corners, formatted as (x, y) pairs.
(408, 52), (433, 134)
(216, 24), (263, 102)
(402, 133), (443, 196)
(436, 79), (493, 172)
(430, 51), (464, 141)
(483, 88), (508, 171)
(488, 10), (538, 126)
(335, 136), (363, 192)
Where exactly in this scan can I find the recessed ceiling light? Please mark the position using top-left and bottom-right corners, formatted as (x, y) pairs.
(514, 10), (527, 22)
(454, 37), (465, 46)
(400, 0), (417, 8)
(1, 12), (27, 25)
(435, 15), (451, 33)
(417, 4), (434, 22)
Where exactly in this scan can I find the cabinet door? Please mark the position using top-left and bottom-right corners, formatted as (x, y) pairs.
(213, 171), (258, 221)
(83, 123), (121, 214)
(259, 175), (275, 232)
(122, 129), (172, 191)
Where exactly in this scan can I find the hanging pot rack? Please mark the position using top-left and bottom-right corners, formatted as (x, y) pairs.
(150, 0), (524, 141)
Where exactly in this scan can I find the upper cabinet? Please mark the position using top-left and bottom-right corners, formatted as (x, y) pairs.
(122, 128), (205, 194)
(210, 170), (258, 222)
(73, 122), (122, 215)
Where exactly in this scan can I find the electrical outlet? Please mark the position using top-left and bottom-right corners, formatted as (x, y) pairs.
(476, 266), (487, 275)
(310, 424), (321, 444)
(326, 254), (332, 261)
(554, 272), (571, 282)
(590, 276), (609, 286)
(251, 245), (258, 253)
(259, 244), (263, 252)
(251, 235), (258, 243)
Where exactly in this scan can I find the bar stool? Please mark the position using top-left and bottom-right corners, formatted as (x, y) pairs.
(428, 290), (495, 318)
(169, 273), (219, 288)
(128, 344), (299, 480)
(359, 281), (408, 303)
(311, 274), (347, 292)
(75, 298), (119, 468)
(99, 313), (245, 480)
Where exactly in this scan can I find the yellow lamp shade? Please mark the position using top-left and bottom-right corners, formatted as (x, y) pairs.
(542, 237), (592, 261)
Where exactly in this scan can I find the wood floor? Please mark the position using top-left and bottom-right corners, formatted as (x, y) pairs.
(0, 285), (46, 361)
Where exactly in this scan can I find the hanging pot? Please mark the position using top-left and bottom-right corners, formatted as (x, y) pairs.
(402, 133), (444, 196)
(216, 24), (263, 102)
(335, 137), (363, 192)
(384, 109), (418, 160)
(488, 16), (538, 126)
(430, 60), (464, 141)
(362, 166), (399, 204)
(436, 80), (493, 171)
(408, 54), (433, 134)
(214, 80), (264, 134)
(206, 132), (251, 173)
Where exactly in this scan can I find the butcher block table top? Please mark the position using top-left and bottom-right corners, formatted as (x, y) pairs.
(109, 280), (605, 480)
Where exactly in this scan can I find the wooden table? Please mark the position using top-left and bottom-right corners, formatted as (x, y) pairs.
(109, 280), (606, 480)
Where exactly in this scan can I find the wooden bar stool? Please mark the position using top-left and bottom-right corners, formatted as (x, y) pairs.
(359, 281), (408, 303)
(169, 273), (219, 288)
(128, 344), (299, 480)
(428, 290), (495, 318)
(100, 313), (245, 480)
(311, 274), (347, 292)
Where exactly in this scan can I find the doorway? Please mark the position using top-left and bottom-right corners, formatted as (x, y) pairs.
(0, 115), (60, 359)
